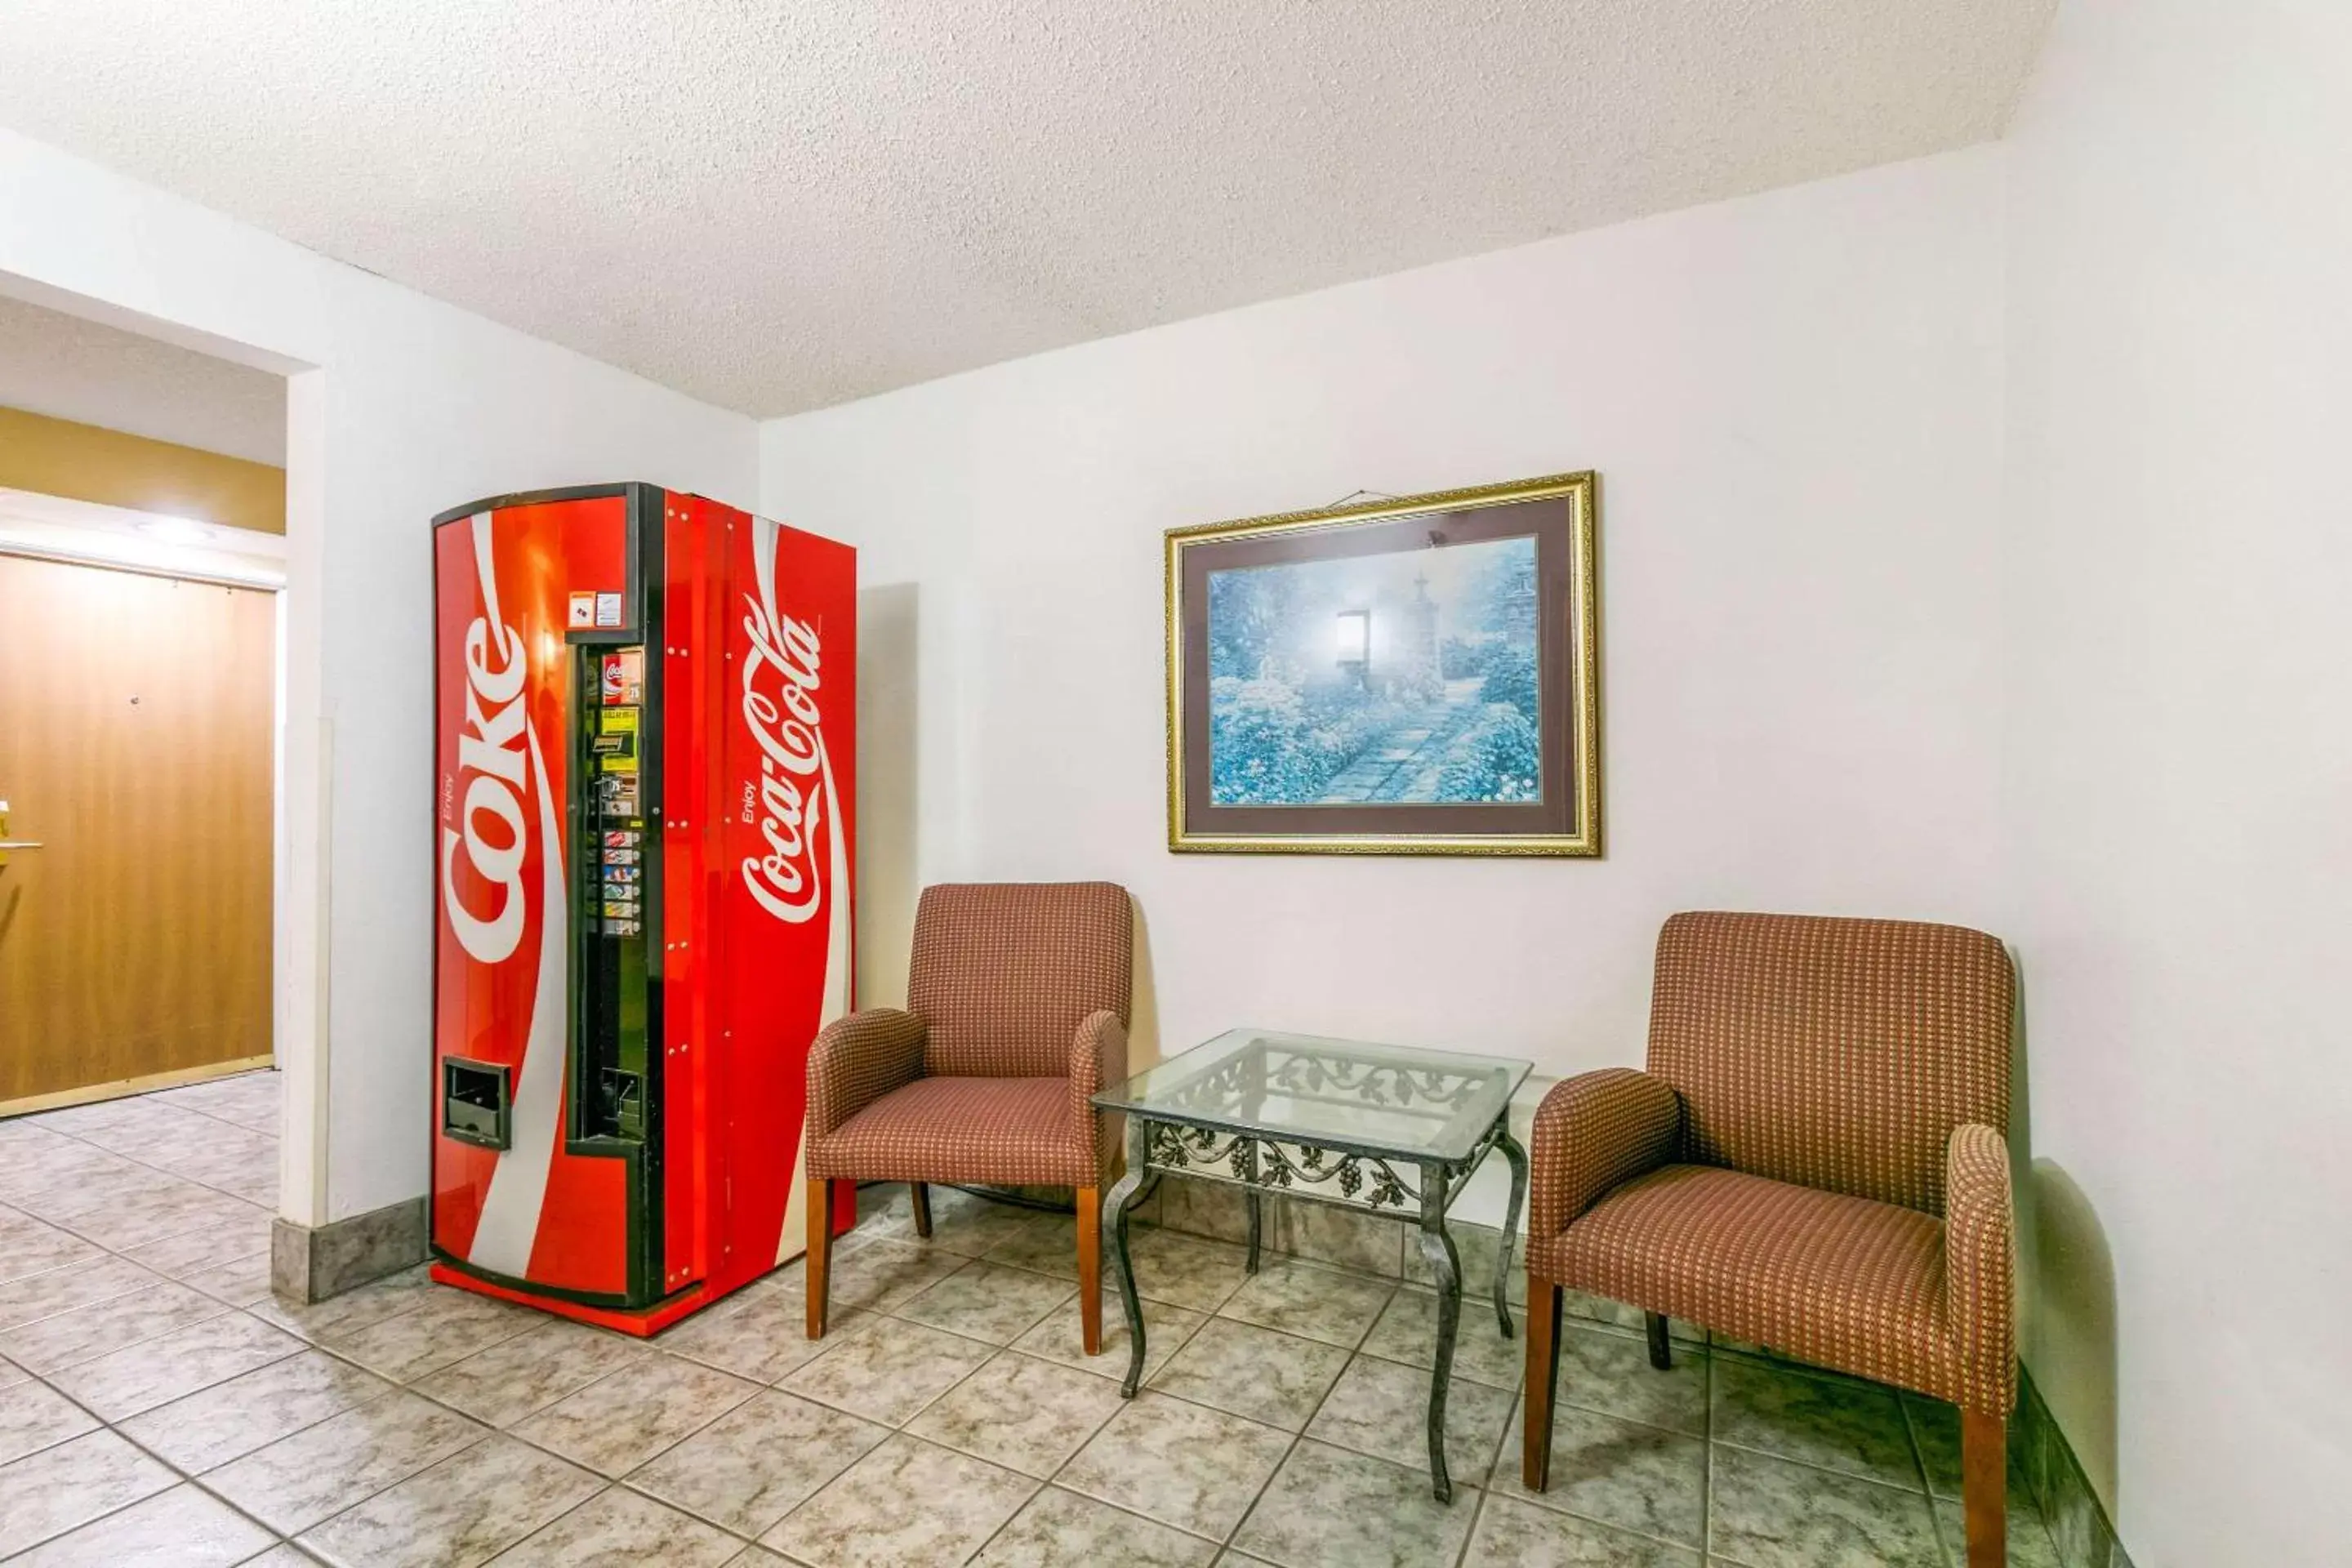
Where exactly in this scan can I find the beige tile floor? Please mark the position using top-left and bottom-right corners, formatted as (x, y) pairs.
(0, 1074), (2063, 1566)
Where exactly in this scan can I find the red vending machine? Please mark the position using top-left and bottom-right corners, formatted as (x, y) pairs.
(429, 483), (855, 1334)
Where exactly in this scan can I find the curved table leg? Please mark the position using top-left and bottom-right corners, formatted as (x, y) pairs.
(1494, 1126), (1528, 1340)
(1417, 1164), (1463, 1503)
(1102, 1120), (1160, 1398)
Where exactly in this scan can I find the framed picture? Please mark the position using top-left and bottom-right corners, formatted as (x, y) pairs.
(1165, 470), (1600, 856)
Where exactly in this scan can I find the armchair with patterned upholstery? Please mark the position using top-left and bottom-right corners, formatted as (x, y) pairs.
(1524, 912), (2019, 1567)
(801, 880), (1133, 1354)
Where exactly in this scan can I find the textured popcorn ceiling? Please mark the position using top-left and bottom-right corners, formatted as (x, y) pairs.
(0, 295), (286, 464)
(0, 1), (2053, 416)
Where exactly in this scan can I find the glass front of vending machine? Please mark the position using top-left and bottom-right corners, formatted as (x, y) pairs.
(572, 642), (654, 1152)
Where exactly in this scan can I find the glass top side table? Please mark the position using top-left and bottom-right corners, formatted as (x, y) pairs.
(1094, 1027), (1534, 1502)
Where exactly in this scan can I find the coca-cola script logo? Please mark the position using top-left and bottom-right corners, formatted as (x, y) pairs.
(442, 515), (533, 963)
(739, 583), (830, 925)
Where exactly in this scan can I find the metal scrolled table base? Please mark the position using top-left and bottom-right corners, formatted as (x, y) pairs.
(1100, 1116), (1529, 1501)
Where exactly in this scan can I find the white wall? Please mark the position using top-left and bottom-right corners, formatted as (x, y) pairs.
(0, 128), (758, 1223)
(761, 147), (2008, 1114)
(2002, 1), (2352, 1561)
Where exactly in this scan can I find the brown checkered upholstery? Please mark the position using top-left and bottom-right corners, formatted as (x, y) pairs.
(806, 882), (1133, 1187)
(1647, 911), (2012, 1214)
(1526, 911), (2018, 1414)
(812, 1077), (1095, 1185)
(911, 882), (1132, 1079)
(1527, 1067), (1681, 1242)
(806, 1008), (925, 1139)
(1944, 1121), (2016, 1412)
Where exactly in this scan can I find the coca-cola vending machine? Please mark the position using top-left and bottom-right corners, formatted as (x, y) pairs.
(429, 483), (854, 1334)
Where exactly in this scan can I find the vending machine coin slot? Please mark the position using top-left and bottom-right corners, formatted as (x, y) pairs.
(602, 1068), (646, 1139)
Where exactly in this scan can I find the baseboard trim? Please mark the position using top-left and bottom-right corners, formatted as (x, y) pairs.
(272, 1196), (426, 1304)
(0, 1054), (276, 1119)
(2016, 1369), (2136, 1568)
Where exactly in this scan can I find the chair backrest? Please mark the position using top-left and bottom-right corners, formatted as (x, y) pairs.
(1646, 911), (2013, 1216)
(907, 881), (1134, 1079)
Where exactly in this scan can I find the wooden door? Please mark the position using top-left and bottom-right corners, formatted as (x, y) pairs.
(0, 554), (275, 1109)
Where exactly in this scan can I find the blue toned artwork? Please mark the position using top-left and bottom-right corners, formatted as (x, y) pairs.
(1206, 535), (1540, 806)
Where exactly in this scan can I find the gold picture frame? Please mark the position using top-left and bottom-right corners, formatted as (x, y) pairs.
(1165, 470), (1601, 856)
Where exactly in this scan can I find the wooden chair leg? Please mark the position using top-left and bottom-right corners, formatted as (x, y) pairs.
(1646, 1311), (1673, 1370)
(1522, 1276), (1562, 1490)
(1076, 1184), (1102, 1356)
(804, 1178), (834, 1340)
(1962, 1409), (2007, 1567)
(910, 1182), (933, 1239)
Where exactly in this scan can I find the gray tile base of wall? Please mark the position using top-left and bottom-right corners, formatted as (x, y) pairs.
(270, 1195), (427, 1303)
(1142, 1170), (2137, 1568)
(2013, 1370), (2136, 1568)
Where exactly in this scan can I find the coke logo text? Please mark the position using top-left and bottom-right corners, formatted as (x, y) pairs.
(739, 590), (827, 924)
(442, 519), (532, 962)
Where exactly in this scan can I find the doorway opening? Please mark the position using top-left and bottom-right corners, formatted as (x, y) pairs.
(0, 292), (288, 1119)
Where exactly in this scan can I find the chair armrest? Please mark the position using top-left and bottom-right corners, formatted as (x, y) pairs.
(1529, 1067), (1682, 1241)
(1069, 1010), (1128, 1160)
(806, 1008), (926, 1138)
(1944, 1121), (2017, 1414)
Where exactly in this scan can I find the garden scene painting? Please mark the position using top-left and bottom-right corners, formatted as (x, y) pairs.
(1206, 534), (1541, 806)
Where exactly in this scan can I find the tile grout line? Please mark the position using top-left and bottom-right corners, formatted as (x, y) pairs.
(16, 1272), (498, 1546)
(382, 1251), (1062, 1559)
(360, 1338), (744, 1502)
(19, 1347), (308, 1558)
(1505, 1334), (1719, 1561)
(6, 1289), (252, 1388)
(56, 1317), (467, 1556)
(666, 1261), (1044, 1556)
(1, 1101), (278, 1273)
(1896, 1392), (1962, 1568)
(20, 1084), (280, 1184)
(1704, 1336), (1717, 1563)
(769, 1258), (1096, 1562)
(1448, 1381), (1519, 1568)
(1205, 1263), (1395, 1563)
(0, 1265), (169, 1336)
(862, 1235), (1316, 1564)
(16, 1170), (1972, 1567)
(0, 1078), (520, 1566)
(290, 1334), (740, 1561)
(997, 1243), (1534, 1563)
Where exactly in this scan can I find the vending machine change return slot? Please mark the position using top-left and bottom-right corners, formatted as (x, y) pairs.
(441, 1059), (512, 1151)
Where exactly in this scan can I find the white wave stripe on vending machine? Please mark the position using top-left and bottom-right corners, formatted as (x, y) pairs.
(445, 511), (568, 1279)
(742, 515), (853, 1263)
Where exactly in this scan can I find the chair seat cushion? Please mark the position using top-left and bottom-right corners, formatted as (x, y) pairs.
(1529, 1163), (1964, 1401)
(808, 1076), (1094, 1187)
